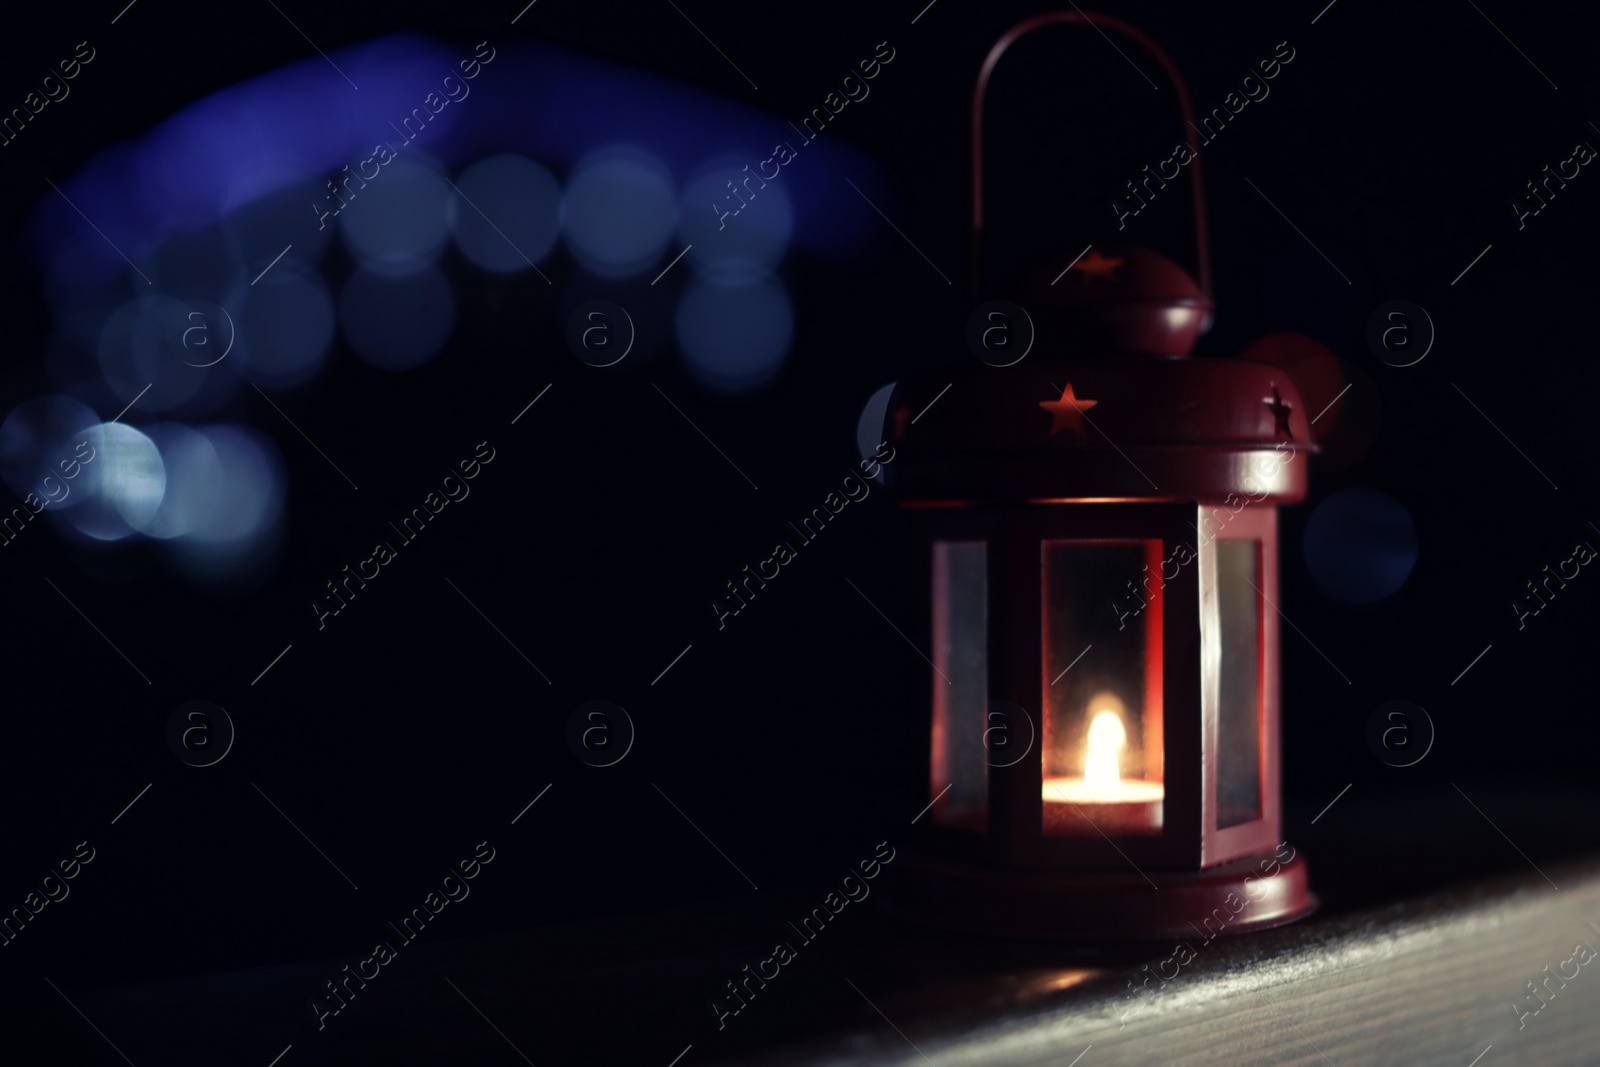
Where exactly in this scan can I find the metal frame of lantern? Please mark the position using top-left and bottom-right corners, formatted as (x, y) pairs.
(885, 10), (1316, 943)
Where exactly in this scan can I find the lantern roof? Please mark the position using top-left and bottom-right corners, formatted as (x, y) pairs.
(889, 354), (1312, 506)
(1008, 245), (1213, 357)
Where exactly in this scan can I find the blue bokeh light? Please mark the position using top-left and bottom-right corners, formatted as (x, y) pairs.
(339, 156), (452, 276)
(133, 35), (462, 226)
(19, 32), (907, 580)
(69, 423), (167, 541)
(163, 423), (286, 586)
(96, 295), (212, 413)
(180, 424), (284, 547)
(233, 265), (336, 390)
(139, 423), (225, 540)
(675, 278), (793, 392)
(0, 395), (100, 506)
(1302, 487), (1419, 605)
(339, 265), (456, 372)
(564, 147), (677, 278)
(679, 156), (792, 284)
(451, 153), (563, 272)
(70, 294), (242, 421)
(30, 35), (893, 298)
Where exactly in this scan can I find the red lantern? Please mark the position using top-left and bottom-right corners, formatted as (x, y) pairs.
(887, 10), (1316, 942)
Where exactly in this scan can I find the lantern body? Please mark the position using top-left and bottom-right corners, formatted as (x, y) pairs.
(889, 355), (1315, 941)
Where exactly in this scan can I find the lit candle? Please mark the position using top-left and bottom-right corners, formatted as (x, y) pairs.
(1043, 697), (1163, 833)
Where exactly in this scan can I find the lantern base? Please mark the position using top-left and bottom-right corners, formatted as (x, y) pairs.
(887, 847), (1316, 943)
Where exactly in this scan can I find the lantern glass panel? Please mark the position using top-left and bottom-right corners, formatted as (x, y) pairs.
(1215, 538), (1264, 828)
(1041, 540), (1164, 836)
(931, 540), (988, 830)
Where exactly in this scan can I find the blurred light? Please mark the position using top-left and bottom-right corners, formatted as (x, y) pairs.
(339, 156), (452, 276)
(679, 156), (792, 284)
(31, 36), (894, 300)
(675, 278), (792, 392)
(180, 424), (284, 547)
(69, 423), (167, 541)
(234, 265), (336, 390)
(1302, 488), (1418, 605)
(37, 143), (156, 298)
(441, 40), (891, 261)
(139, 424), (225, 539)
(129, 35), (463, 225)
(1312, 359), (1383, 473)
(564, 147), (677, 278)
(451, 153), (563, 272)
(856, 382), (897, 476)
(340, 265), (456, 371)
(69, 292), (242, 421)
(164, 423), (286, 586)
(96, 295), (212, 413)
(0, 395), (100, 506)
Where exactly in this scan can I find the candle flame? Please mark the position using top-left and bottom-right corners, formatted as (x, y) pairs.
(1083, 708), (1126, 798)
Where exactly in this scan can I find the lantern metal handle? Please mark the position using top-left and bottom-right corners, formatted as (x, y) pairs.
(970, 10), (1213, 306)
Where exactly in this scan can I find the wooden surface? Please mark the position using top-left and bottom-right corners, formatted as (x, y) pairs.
(14, 786), (1600, 1065)
(709, 858), (1600, 1067)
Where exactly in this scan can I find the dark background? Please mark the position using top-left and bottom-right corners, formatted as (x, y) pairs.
(0, 0), (1597, 1053)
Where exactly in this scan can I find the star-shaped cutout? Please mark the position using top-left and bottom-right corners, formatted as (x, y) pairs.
(1071, 249), (1125, 281)
(1264, 386), (1294, 440)
(1040, 383), (1099, 436)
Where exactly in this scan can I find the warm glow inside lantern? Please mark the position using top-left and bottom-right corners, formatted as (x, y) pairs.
(887, 9), (1315, 942)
